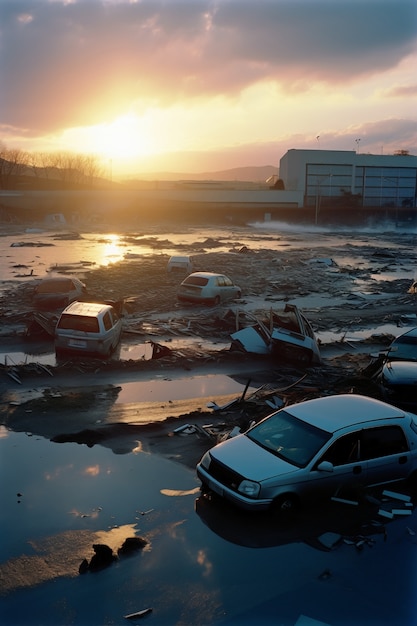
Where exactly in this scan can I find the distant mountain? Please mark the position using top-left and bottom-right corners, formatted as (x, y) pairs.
(122, 165), (279, 183)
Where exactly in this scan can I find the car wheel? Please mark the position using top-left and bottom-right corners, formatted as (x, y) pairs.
(271, 494), (298, 516)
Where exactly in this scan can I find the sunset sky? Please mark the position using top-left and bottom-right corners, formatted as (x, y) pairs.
(1, 0), (417, 178)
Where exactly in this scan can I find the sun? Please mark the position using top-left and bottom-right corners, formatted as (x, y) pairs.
(83, 114), (152, 159)
(93, 115), (150, 159)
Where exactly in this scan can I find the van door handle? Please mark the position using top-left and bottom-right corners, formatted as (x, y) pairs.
(353, 466), (362, 474)
(399, 456), (408, 465)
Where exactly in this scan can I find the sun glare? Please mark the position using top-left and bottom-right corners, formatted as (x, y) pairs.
(100, 234), (125, 266)
(89, 114), (151, 159)
(60, 114), (154, 164)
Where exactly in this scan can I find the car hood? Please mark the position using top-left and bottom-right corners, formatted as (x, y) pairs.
(209, 434), (299, 482)
(382, 360), (417, 385)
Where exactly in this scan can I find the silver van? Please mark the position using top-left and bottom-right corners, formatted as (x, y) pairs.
(55, 301), (123, 357)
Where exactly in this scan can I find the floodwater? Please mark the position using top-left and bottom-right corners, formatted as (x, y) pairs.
(0, 219), (416, 369)
(0, 429), (416, 626)
(1, 220), (417, 625)
(1, 219), (416, 283)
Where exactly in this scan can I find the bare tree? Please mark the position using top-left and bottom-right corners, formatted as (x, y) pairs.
(0, 144), (29, 189)
(0, 145), (105, 189)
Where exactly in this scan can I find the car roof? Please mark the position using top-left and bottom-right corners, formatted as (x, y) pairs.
(60, 301), (112, 316)
(186, 272), (225, 278)
(284, 394), (406, 432)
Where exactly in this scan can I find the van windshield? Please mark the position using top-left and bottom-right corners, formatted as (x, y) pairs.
(57, 314), (99, 333)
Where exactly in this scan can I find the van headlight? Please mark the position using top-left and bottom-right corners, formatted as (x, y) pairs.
(238, 480), (260, 498)
(200, 451), (211, 470)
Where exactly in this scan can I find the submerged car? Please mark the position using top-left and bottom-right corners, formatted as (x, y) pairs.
(230, 303), (321, 366)
(380, 327), (417, 410)
(197, 394), (417, 513)
(33, 276), (86, 309)
(167, 255), (194, 274)
(55, 301), (123, 357)
(177, 272), (241, 305)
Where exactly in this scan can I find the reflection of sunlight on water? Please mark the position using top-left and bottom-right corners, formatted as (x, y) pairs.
(83, 464), (101, 477)
(197, 548), (213, 576)
(95, 524), (141, 552)
(160, 487), (200, 497)
(99, 234), (125, 266)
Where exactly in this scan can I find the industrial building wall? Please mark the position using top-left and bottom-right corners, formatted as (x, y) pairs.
(279, 149), (417, 209)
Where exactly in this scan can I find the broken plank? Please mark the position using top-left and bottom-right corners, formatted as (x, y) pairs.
(382, 489), (411, 503)
(391, 509), (413, 516)
(124, 608), (152, 619)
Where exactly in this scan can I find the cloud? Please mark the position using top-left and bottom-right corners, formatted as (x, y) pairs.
(1, 0), (416, 132)
(382, 84), (417, 98)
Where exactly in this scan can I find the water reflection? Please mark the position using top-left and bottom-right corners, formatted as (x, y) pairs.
(98, 233), (125, 266)
(195, 492), (393, 551)
(1, 433), (416, 625)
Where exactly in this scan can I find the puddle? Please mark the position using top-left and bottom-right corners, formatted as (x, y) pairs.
(114, 374), (256, 404)
(0, 337), (231, 369)
(316, 321), (417, 345)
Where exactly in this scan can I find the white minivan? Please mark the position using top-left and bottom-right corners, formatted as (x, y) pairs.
(55, 301), (123, 357)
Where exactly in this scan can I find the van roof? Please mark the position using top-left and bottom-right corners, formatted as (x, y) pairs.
(60, 301), (113, 316)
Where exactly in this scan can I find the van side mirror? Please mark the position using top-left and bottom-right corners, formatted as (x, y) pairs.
(317, 461), (334, 473)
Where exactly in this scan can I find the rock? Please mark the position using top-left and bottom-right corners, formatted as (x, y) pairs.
(88, 543), (117, 571)
(118, 536), (148, 557)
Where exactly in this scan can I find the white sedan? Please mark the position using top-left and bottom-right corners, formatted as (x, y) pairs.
(197, 394), (417, 513)
(177, 272), (241, 306)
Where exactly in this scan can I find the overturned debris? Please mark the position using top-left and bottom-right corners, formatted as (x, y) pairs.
(230, 303), (321, 366)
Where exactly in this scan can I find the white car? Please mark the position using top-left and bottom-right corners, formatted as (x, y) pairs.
(197, 394), (417, 514)
(55, 301), (123, 357)
(177, 272), (241, 305)
(167, 255), (194, 274)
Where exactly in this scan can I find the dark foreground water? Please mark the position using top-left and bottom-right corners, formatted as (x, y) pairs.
(0, 430), (416, 626)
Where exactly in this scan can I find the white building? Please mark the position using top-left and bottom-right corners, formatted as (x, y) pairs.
(279, 149), (417, 209)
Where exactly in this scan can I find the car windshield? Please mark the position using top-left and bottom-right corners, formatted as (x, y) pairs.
(183, 276), (209, 286)
(388, 336), (417, 361)
(246, 410), (331, 467)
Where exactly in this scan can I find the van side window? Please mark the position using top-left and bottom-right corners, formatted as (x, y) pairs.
(103, 312), (112, 331)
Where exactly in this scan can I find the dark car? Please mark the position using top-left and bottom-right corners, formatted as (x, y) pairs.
(379, 327), (417, 410)
(33, 277), (86, 310)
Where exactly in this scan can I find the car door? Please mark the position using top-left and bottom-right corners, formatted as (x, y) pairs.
(360, 425), (411, 485)
(310, 431), (367, 498)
